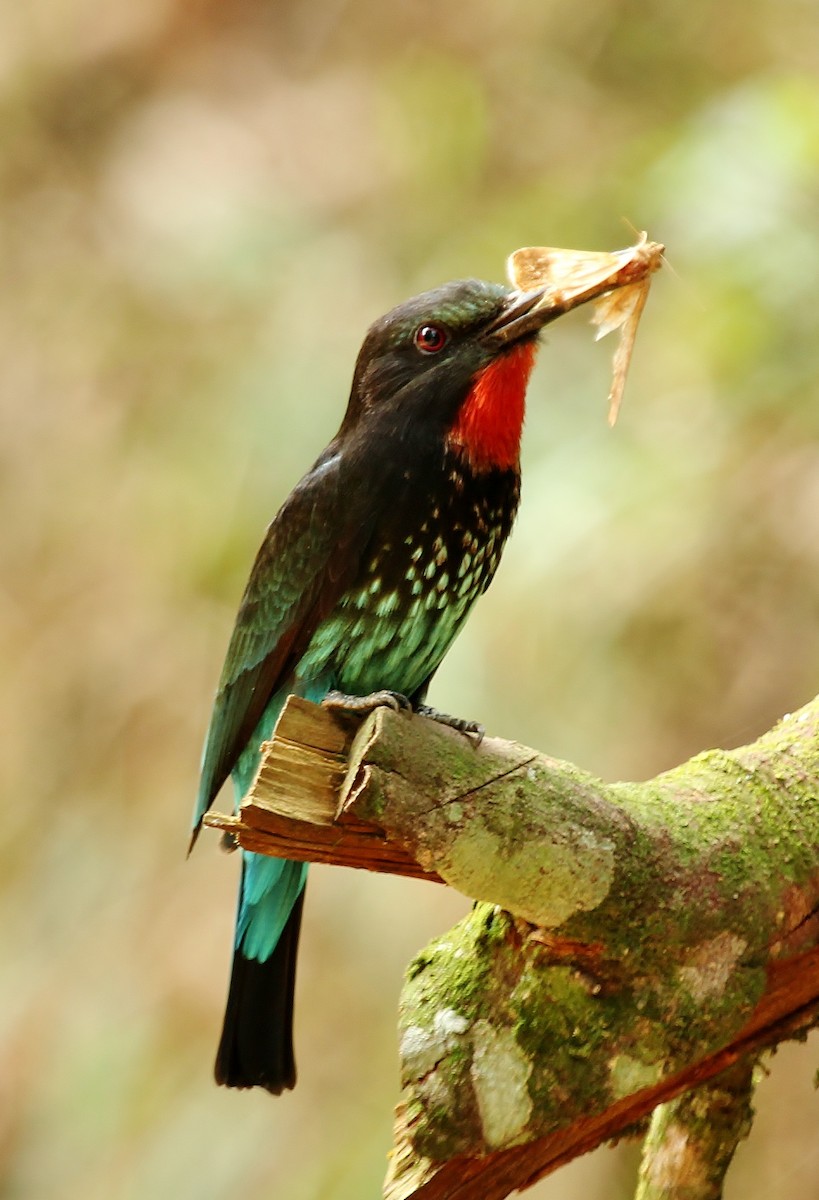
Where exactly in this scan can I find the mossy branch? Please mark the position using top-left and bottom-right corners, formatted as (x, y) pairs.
(635, 1056), (757, 1200)
(204, 694), (819, 1200)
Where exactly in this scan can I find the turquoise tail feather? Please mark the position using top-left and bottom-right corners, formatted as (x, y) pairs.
(236, 853), (308, 960)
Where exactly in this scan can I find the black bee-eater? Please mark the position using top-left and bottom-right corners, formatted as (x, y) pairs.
(191, 276), (568, 1093)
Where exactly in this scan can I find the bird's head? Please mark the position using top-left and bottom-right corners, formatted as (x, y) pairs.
(340, 278), (559, 472)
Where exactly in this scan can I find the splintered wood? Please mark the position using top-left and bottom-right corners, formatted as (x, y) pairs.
(507, 232), (664, 424)
(202, 696), (441, 881)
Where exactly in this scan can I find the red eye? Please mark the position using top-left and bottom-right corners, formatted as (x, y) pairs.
(413, 323), (448, 354)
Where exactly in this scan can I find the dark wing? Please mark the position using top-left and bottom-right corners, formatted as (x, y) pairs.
(192, 448), (373, 838)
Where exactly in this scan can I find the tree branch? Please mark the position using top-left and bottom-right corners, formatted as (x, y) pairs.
(204, 695), (819, 1200)
(634, 1056), (757, 1200)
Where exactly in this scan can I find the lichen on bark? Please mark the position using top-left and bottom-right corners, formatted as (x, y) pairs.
(355, 699), (819, 1173)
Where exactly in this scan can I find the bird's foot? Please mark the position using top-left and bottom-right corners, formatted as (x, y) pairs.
(322, 689), (413, 717)
(415, 703), (484, 745)
(322, 691), (483, 745)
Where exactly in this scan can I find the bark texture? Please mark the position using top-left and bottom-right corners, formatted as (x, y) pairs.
(635, 1057), (756, 1200)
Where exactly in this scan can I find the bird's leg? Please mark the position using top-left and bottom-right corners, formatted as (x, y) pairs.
(322, 689), (413, 716)
(414, 703), (485, 744)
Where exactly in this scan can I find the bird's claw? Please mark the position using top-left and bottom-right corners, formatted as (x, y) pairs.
(322, 689), (412, 717)
(322, 692), (483, 745)
(415, 703), (485, 745)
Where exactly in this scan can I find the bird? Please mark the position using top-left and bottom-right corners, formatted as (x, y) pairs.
(191, 274), (564, 1094)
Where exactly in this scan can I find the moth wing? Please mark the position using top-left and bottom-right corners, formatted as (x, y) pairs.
(507, 246), (622, 294)
(592, 281), (645, 340)
(603, 280), (651, 426)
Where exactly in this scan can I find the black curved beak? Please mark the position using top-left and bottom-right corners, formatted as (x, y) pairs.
(481, 288), (564, 350)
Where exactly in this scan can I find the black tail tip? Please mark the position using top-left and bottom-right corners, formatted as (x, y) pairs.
(214, 892), (303, 1095)
(215, 1042), (296, 1094)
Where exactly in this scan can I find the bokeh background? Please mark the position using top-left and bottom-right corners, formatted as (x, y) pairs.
(3, 2), (819, 1197)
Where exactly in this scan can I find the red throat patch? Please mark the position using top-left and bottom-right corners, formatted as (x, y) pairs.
(446, 342), (538, 470)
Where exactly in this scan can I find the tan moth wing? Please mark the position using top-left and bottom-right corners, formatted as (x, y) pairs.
(506, 232), (663, 421)
(507, 246), (626, 304)
(591, 280), (651, 426)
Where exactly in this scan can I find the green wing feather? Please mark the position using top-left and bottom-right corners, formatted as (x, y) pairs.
(193, 447), (373, 839)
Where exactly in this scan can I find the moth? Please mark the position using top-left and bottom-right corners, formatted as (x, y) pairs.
(507, 232), (664, 425)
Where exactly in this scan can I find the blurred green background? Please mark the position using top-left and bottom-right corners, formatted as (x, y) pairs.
(2, 2), (818, 1197)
